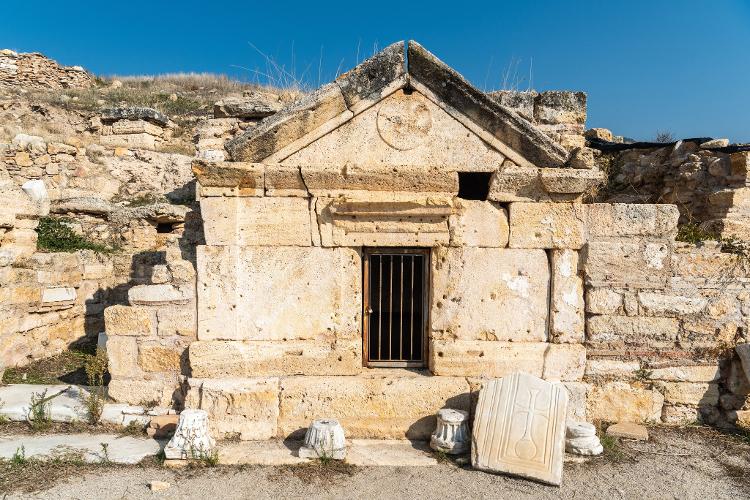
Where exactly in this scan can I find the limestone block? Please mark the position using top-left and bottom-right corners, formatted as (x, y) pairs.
(586, 204), (679, 238)
(189, 340), (361, 377)
(431, 248), (549, 342)
(562, 382), (590, 421)
(106, 336), (140, 378)
(429, 340), (547, 378)
(334, 41), (405, 111)
(587, 382), (664, 423)
(210, 196), (311, 246)
(735, 343), (750, 382)
(41, 287), (76, 303)
(535, 91), (587, 125)
(542, 344), (586, 381)
(448, 200), (509, 247)
(111, 119), (164, 136)
(138, 343), (183, 373)
(605, 422), (648, 440)
(156, 307), (196, 337)
(509, 202), (586, 249)
(585, 288), (623, 314)
(636, 292), (707, 317)
(539, 168), (605, 195)
(648, 365), (720, 383)
(107, 378), (177, 406)
(549, 249), (584, 343)
(655, 382), (720, 406)
(128, 284), (192, 306)
(197, 246), (360, 341)
(104, 305), (155, 336)
(730, 151), (750, 177)
(472, 374), (567, 486)
(264, 165), (307, 197)
(299, 419), (347, 460)
(316, 195), (452, 247)
(583, 240), (671, 288)
(586, 315), (679, 344)
(277, 375), (471, 440)
(488, 164), (547, 202)
(661, 404), (705, 425)
(192, 160), (264, 193)
(186, 377), (279, 440)
(300, 165), (458, 195)
(226, 81), (348, 162)
(585, 359), (640, 378)
(99, 133), (157, 149)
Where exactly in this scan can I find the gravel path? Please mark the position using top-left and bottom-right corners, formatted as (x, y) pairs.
(7, 427), (750, 499)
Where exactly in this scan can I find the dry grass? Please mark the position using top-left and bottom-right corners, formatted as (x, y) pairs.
(2, 340), (105, 386)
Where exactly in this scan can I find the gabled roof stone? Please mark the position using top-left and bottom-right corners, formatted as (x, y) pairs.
(225, 40), (571, 168)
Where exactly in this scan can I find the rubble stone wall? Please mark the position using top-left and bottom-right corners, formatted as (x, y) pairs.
(0, 50), (93, 90)
(601, 143), (750, 239)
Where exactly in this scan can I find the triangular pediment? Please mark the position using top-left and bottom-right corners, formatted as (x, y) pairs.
(281, 89), (507, 169)
(225, 41), (571, 169)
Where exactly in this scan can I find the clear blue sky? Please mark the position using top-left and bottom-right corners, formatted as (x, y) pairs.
(3, 0), (749, 142)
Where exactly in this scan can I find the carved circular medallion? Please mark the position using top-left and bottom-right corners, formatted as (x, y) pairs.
(376, 96), (432, 150)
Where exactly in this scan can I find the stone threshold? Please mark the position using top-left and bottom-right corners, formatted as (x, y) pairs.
(219, 439), (440, 466)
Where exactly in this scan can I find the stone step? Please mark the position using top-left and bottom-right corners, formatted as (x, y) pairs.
(0, 433), (162, 464)
(0, 384), (90, 422)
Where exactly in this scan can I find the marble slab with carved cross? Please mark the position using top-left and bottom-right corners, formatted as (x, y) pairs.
(471, 373), (568, 486)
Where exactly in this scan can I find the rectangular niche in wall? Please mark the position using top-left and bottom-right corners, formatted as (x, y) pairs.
(457, 172), (492, 200)
(363, 248), (430, 368)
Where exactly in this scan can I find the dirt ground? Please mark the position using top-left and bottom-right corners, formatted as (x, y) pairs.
(4, 427), (749, 499)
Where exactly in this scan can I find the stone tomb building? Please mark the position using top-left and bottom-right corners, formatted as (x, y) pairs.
(105, 41), (747, 440)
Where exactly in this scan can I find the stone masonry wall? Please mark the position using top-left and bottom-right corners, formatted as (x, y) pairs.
(0, 50), (93, 90)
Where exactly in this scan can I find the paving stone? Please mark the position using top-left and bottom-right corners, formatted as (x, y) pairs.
(0, 434), (161, 464)
(0, 384), (88, 422)
(606, 422), (648, 441)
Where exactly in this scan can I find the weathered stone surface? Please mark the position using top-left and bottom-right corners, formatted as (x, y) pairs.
(164, 409), (215, 460)
(284, 90), (507, 170)
(430, 341), (547, 377)
(185, 377), (279, 440)
(299, 418), (347, 460)
(655, 382), (720, 406)
(189, 340), (361, 377)
(200, 196), (312, 246)
(226, 81), (348, 162)
(586, 204), (679, 238)
(107, 378), (177, 406)
(104, 305), (154, 336)
(407, 41), (568, 169)
(448, 200), (509, 247)
(278, 375), (471, 440)
(584, 358), (640, 378)
(605, 422), (648, 440)
(192, 160), (264, 193)
(535, 91), (586, 125)
(316, 194), (452, 247)
(431, 248), (549, 342)
(648, 365), (720, 383)
(583, 240), (671, 288)
(301, 165), (458, 195)
(101, 107), (169, 126)
(213, 93), (282, 119)
(539, 168), (604, 194)
(509, 203), (586, 249)
(111, 119), (164, 136)
(587, 382), (664, 423)
(263, 165), (307, 197)
(566, 147), (596, 169)
(156, 307), (196, 337)
(542, 344), (586, 381)
(636, 292), (707, 317)
(488, 163), (548, 202)
(549, 249), (584, 343)
(562, 382), (590, 421)
(586, 315), (679, 345)
(41, 287), (76, 303)
(584, 128), (613, 142)
(472, 374), (567, 486)
(734, 343), (750, 382)
(128, 284), (192, 306)
(138, 343), (183, 373)
(565, 422), (603, 456)
(196, 246), (360, 341)
(335, 41), (405, 111)
(0, 384), (89, 422)
(99, 133), (157, 150)
(106, 336), (140, 377)
(0, 434), (160, 464)
(430, 408), (470, 454)
(486, 90), (537, 121)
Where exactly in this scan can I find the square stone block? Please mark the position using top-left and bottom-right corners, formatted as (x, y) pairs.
(429, 340), (547, 378)
(448, 200), (509, 247)
(197, 246), (361, 341)
(200, 197), (312, 246)
(586, 204), (679, 238)
(583, 240), (671, 288)
(104, 305), (154, 336)
(587, 382), (664, 423)
(431, 248), (549, 342)
(549, 249), (584, 343)
(509, 202), (586, 249)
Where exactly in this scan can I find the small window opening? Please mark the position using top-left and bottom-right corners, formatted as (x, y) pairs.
(457, 172), (492, 200)
(156, 222), (175, 234)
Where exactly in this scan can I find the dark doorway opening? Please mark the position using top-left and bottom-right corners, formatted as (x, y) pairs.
(363, 248), (429, 368)
(457, 172), (492, 200)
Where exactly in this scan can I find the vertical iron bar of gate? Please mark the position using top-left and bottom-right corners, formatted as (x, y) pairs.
(410, 255), (415, 360)
(377, 256), (382, 361)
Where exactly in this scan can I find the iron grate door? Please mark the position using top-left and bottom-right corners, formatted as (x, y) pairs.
(363, 248), (429, 367)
